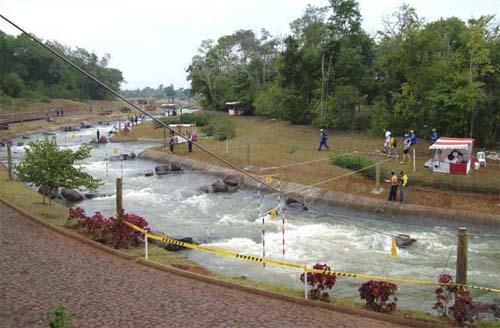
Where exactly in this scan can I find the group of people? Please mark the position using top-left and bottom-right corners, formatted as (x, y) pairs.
(383, 128), (439, 164)
(388, 171), (409, 203)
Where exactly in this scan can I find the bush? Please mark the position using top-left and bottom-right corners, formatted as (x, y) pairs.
(202, 115), (235, 140)
(330, 154), (386, 179)
(433, 274), (475, 326)
(300, 263), (337, 302)
(68, 207), (148, 248)
(47, 306), (73, 328)
(359, 280), (398, 313)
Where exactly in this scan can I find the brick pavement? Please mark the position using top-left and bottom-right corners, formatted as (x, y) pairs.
(0, 204), (409, 327)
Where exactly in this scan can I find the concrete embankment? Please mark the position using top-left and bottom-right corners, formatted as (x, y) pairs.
(139, 148), (500, 227)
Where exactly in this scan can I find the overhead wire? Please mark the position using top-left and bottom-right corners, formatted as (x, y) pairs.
(0, 14), (493, 241)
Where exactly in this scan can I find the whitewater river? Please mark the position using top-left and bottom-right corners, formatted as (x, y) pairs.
(2, 122), (499, 312)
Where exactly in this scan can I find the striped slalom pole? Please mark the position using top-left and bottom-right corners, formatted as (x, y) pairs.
(258, 183), (265, 267)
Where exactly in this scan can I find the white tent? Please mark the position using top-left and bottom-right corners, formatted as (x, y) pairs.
(428, 137), (474, 175)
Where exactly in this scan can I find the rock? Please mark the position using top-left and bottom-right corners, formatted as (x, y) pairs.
(16, 142), (24, 147)
(144, 170), (154, 177)
(38, 186), (59, 199)
(286, 197), (301, 205)
(197, 185), (212, 194)
(61, 188), (85, 202)
(80, 122), (92, 128)
(211, 181), (228, 193)
(396, 234), (417, 248)
(223, 175), (242, 187)
(98, 136), (108, 144)
(155, 165), (172, 175)
(22, 135), (30, 139)
(0, 124), (9, 130)
(227, 185), (239, 193)
(160, 237), (193, 251)
(120, 154), (130, 161)
(43, 132), (56, 136)
(170, 163), (182, 171)
(84, 192), (98, 199)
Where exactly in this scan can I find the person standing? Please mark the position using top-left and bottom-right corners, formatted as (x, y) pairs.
(400, 134), (411, 164)
(430, 128), (439, 144)
(318, 129), (329, 151)
(384, 129), (391, 153)
(399, 171), (408, 203)
(96, 129), (100, 142)
(388, 171), (398, 201)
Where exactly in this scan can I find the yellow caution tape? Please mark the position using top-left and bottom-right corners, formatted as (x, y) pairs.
(123, 221), (500, 293)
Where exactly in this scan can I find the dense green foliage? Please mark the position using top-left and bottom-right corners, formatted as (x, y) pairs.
(187, 1), (499, 146)
(15, 138), (101, 202)
(330, 154), (382, 178)
(155, 112), (212, 127)
(121, 84), (192, 100)
(0, 30), (123, 102)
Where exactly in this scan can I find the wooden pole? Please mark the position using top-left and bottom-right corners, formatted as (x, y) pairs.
(456, 227), (468, 286)
(163, 128), (167, 149)
(412, 148), (416, 173)
(7, 142), (12, 180)
(246, 142), (250, 168)
(114, 177), (123, 249)
(371, 162), (383, 194)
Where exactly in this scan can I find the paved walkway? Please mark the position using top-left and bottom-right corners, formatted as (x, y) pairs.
(0, 204), (408, 327)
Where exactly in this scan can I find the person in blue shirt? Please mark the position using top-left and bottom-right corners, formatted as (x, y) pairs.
(430, 128), (438, 144)
(409, 130), (417, 147)
(318, 129), (329, 151)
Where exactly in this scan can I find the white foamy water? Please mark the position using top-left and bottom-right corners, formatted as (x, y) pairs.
(1, 123), (498, 312)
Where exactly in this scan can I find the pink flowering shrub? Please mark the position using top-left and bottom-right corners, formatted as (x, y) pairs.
(358, 280), (398, 313)
(68, 207), (148, 248)
(433, 273), (474, 326)
(300, 263), (337, 302)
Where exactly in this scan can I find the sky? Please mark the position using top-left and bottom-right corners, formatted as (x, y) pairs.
(1, 0), (498, 90)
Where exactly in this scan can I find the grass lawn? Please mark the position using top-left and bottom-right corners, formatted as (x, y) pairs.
(122, 112), (500, 215)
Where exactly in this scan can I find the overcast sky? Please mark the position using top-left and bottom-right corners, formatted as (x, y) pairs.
(1, 0), (498, 90)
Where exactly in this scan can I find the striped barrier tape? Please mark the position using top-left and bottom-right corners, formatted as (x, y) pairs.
(123, 221), (500, 293)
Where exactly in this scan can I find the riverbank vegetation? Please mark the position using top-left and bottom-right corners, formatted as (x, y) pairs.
(0, 30), (123, 103)
(187, 1), (499, 147)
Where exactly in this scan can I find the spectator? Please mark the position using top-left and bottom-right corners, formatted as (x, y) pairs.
(384, 129), (391, 153)
(399, 171), (408, 203)
(410, 130), (417, 147)
(400, 134), (411, 164)
(430, 128), (439, 144)
(318, 129), (329, 151)
(388, 171), (398, 201)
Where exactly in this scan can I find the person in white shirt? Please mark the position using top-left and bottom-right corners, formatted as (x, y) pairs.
(384, 129), (391, 153)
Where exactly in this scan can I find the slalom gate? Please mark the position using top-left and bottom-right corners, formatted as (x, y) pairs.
(123, 221), (500, 294)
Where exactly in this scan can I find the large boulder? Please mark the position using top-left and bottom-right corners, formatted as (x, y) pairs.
(155, 165), (171, 175)
(170, 163), (182, 172)
(197, 185), (212, 194)
(98, 136), (108, 144)
(84, 192), (99, 199)
(61, 188), (85, 202)
(38, 186), (59, 199)
(223, 175), (242, 187)
(211, 181), (228, 193)
(160, 237), (193, 252)
(144, 170), (154, 177)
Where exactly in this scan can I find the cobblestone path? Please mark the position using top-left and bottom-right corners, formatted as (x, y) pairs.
(0, 204), (409, 327)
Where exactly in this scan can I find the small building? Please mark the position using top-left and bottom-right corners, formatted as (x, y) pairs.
(427, 137), (475, 175)
(225, 102), (243, 116)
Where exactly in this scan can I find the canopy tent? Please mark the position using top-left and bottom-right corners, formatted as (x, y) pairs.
(427, 137), (475, 175)
(168, 123), (198, 144)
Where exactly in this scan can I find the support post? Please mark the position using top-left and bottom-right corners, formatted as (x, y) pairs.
(304, 265), (308, 299)
(144, 229), (149, 260)
(163, 128), (167, 149)
(371, 162), (383, 194)
(7, 142), (12, 180)
(246, 142), (250, 169)
(412, 148), (416, 173)
(456, 227), (468, 286)
(226, 135), (229, 155)
(114, 178), (123, 249)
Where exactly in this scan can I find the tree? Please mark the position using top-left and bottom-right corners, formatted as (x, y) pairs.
(15, 138), (101, 204)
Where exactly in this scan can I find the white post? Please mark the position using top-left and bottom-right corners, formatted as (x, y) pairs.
(144, 231), (149, 260)
(304, 265), (308, 300)
(226, 135), (229, 155)
(413, 148), (416, 173)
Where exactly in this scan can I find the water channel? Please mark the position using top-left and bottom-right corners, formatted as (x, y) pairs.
(2, 122), (499, 312)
